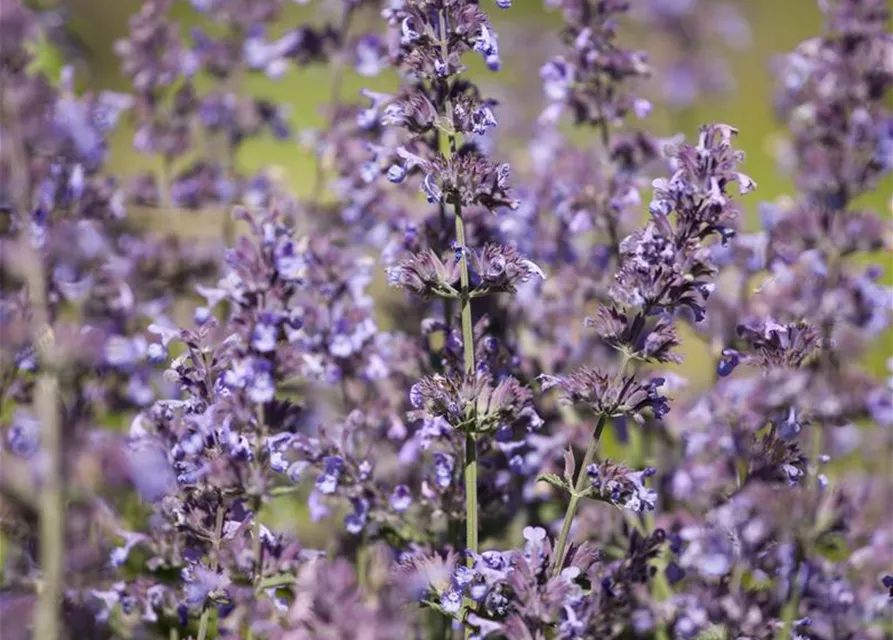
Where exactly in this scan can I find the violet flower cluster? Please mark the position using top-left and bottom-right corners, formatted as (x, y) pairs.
(0, 1), (891, 639)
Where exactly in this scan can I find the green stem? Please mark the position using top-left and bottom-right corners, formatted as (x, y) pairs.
(454, 210), (474, 370)
(196, 598), (211, 638)
(454, 204), (478, 563)
(777, 584), (801, 640)
(158, 155), (171, 209)
(17, 145), (64, 638)
(436, 9), (477, 636)
(427, 606), (448, 640)
(255, 573), (296, 592)
(197, 503), (226, 640)
(550, 348), (637, 577)
(35, 365), (62, 640)
(464, 432), (478, 557)
(551, 414), (607, 576)
(252, 404), (266, 586)
(248, 405), (265, 640)
(252, 517), (263, 584)
(434, 5), (477, 566)
(357, 538), (368, 591)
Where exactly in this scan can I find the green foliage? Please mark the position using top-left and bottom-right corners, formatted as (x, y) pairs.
(814, 532), (852, 563)
(741, 570), (774, 592)
(26, 34), (66, 82)
(536, 472), (569, 493)
(696, 625), (728, 640)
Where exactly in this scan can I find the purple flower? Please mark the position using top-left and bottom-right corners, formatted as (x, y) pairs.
(386, 164), (406, 183)
(344, 497), (369, 534)
(251, 314), (280, 352)
(316, 456), (344, 495)
(587, 462), (658, 513)
(440, 588), (463, 614)
(716, 348), (741, 377)
(355, 35), (384, 77)
(274, 238), (306, 281)
(433, 452), (454, 489)
(8, 410), (40, 458)
(389, 485), (412, 513)
(473, 25), (501, 71)
(468, 244), (546, 294)
(247, 359), (275, 403)
(387, 249), (459, 299)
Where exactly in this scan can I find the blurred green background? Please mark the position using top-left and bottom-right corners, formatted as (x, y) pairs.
(12, 0), (892, 559)
(39, 0), (893, 371)
(48, 1), (850, 192)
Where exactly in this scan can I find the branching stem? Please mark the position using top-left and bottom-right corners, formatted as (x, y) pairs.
(551, 414), (607, 575)
(550, 351), (635, 576)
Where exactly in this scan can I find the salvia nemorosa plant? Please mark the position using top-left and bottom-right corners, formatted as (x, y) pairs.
(0, 0), (891, 639)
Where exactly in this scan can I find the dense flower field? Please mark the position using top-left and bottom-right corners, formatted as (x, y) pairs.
(0, 1), (891, 639)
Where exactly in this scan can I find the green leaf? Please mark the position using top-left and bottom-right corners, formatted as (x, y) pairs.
(434, 115), (456, 137)
(255, 573), (296, 592)
(695, 624), (728, 640)
(26, 35), (67, 83)
(536, 472), (569, 492)
(269, 485), (301, 496)
(421, 599), (459, 620)
(0, 532), (7, 583)
(741, 570), (773, 592)
(814, 532), (851, 563)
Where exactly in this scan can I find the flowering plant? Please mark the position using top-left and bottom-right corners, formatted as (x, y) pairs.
(0, 1), (890, 639)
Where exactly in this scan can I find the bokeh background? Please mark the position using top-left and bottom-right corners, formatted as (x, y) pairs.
(19, 0), (892, 539)
(41, 0), (888, 358)
(43, 0), (890, 211)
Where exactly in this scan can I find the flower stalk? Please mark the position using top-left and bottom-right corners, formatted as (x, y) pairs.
(11, 117), (64, 639)
(196, 503), (226, 640)
(454, 202), (478, 560)
(435, 5), (479, 564)
(550, 352), (634, 574)
(32, 264), (63, 640)
(551, 412), (606, 575)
